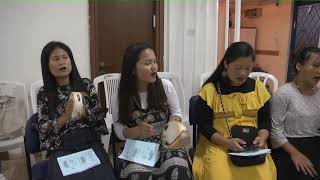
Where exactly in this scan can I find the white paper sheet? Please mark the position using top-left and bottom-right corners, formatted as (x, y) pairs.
(57, 148), (101, 176)
(118, 139), (160, 167)
(228, 149), (271, 157)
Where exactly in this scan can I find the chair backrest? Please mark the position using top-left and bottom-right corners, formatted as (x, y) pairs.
(93, 74), (121, 152)
(0, 81), (30, 132)
(157, 72), (185, 113)
(189, 95), (201, 148)
(200, 72), (212, 88)
(189, 95), (200, 126)
(94, 72), (186, 115)
(93, 73), (121, 116)
(30, 80), (43, 114)
(24, 113), (49, 180)
(249, 72), (279, 93)
(25, 113), (40, 154)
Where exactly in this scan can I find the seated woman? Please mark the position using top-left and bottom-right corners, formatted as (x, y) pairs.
(111, 42), (193, 180)
(192, 42), (276, 180)
(37, 41), (116, 180)
(271, 47), (320, 180)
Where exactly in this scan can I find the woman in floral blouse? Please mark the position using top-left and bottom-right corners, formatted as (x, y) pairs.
(37, 41), (116, 180)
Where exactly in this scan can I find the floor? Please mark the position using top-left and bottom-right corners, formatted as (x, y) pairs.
(1, 152), (28, 180)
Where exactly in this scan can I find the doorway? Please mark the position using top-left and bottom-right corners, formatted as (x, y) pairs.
(89, 1), (164, 78)
(287, 1), (320, 81)
(89, 2), (164, 111)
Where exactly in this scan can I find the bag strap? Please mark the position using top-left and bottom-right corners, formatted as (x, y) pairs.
(216, 83), (232, 138)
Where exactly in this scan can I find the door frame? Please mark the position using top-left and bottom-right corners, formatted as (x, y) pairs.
(287, 1), (320, 81)
(89, 1), (164, 79)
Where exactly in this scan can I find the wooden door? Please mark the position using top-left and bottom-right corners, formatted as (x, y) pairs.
(89, 1), (164, 78)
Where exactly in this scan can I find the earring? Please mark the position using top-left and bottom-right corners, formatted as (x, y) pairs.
(222, 69), (227, 78)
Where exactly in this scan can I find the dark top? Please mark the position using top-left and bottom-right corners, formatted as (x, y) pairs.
(36, 78), (108, 151)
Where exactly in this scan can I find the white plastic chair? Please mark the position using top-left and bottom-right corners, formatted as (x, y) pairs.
(200, 72), (212, 88)
(30, 80), (43, 114)
(249, 72), (279, 93)
(93, 73), (121, 151)
(200, 71), (278, 93)
(157, 72), (190, 143)
(157, 72), (185, 114)
(94, 72), (186, 118)
(93, 73), (121, 119)
(0, 81), (30, 152)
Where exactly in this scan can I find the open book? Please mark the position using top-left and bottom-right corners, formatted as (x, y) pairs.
(118, 139), (160, 167)
(228, 149), (271, 157)
(57, 148), (101, 176)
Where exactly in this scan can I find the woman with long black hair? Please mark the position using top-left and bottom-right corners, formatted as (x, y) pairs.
(37, 41), (116, 180)
(192, 42), (276, 180)
(111, 42), (193, 180)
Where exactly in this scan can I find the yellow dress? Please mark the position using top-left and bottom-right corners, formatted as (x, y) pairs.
(192, 80), (276, 180)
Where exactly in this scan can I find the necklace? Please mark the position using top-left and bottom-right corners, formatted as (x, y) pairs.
(293, 80), (317, 95)
(57, 87), (64, 95)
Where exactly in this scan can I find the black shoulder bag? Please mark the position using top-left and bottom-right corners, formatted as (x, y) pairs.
(216, 83), (266, 167)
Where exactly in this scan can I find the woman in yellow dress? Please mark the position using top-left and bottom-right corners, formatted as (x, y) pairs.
(192, 42), (276, 180)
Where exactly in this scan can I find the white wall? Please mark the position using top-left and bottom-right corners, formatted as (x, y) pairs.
(0, 1), (220, 111)
(0, 1), (90, 91)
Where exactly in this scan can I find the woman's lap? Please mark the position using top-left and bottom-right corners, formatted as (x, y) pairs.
(47, 128), (116, 180)
(119, 148), (193, 180)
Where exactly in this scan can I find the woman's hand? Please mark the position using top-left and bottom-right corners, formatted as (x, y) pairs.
(226, 138), (246, 151)
(253, 136), (267, 148)
(169, 116), (181, 122)
(64, 98), (74, 119)
(57, 98), (73, 129)
(290, 151), (318, 177)
(136, 119), (156, 138)
(253, 129), (269, 148)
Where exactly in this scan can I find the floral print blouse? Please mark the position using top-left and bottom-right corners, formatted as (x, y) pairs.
(36, 78), (108, 151)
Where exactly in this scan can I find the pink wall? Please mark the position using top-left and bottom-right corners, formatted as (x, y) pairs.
(241, 3), (293, 85)
(217, 2), (226, 63)
(218, 2), (293, 85)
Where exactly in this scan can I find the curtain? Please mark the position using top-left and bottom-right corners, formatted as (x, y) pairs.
(164, 0), (219, 113)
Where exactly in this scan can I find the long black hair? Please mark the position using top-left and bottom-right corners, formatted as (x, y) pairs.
(40, 41), (86, 117)
(203, 41), (255, 86)
(118, 42), (167, 125)
(293, 47), (320, 73)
